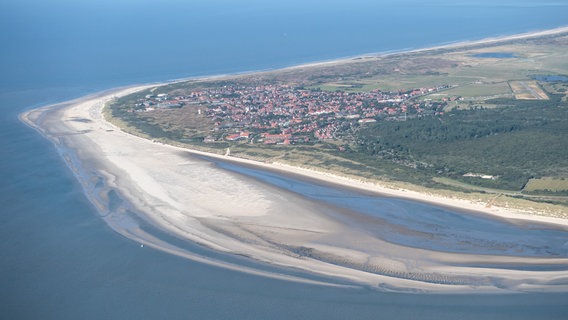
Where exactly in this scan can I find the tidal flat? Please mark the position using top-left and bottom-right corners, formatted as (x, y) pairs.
(21, 80), (568, 293)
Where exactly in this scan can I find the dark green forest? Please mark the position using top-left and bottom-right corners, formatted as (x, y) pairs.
(356, 97), (568, 191)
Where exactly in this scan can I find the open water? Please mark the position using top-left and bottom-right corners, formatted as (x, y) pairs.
(1, 0), (568, 319)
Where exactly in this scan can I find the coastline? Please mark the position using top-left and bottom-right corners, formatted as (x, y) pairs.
(20, 27), (568, 293)
(155, 25), (568, 87)
(20, 85), (359, 290)
(269, 25), (568, 71)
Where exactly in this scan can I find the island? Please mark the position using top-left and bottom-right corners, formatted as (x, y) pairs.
(21, 27), (568, 293)
(107, 27), (568, 211)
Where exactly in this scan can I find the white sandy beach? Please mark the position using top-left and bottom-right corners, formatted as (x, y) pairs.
(20, 84), (568, 293)
(20, 28), (568, 293)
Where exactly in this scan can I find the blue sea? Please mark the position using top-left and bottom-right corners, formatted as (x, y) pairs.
(1, 0), (568, 319)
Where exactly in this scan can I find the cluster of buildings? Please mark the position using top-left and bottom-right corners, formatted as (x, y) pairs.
(134, 83), (450, 144)
(133, 93), (185, 111)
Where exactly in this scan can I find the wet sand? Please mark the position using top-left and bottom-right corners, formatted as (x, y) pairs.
(18, 27), (568, 292)
(20, 83), (568, 293)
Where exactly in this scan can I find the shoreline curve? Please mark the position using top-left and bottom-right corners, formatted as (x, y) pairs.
(19, 27), (568, 293)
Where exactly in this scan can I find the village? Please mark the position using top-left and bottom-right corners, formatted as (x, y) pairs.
(133, 83), (452, 145)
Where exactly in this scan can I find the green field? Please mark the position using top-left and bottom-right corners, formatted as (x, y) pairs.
(427, 82), (512, 99)
(524, 178), (568, 193)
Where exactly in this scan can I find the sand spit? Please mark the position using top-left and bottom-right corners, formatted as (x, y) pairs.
(20, 84), (568, 293)
(19, 27), (568, 293)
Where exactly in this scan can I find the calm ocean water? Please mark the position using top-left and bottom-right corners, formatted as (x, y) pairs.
(1, 0), (568, 319)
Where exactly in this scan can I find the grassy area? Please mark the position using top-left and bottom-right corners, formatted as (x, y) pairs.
(310, 41), (568, 99)
(524, 178), (568, 193)
(426, 82), (512, 99)
(309, 81), (384, 92)
(432, 177), (517, 194)
(353, 75), (476, 92)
